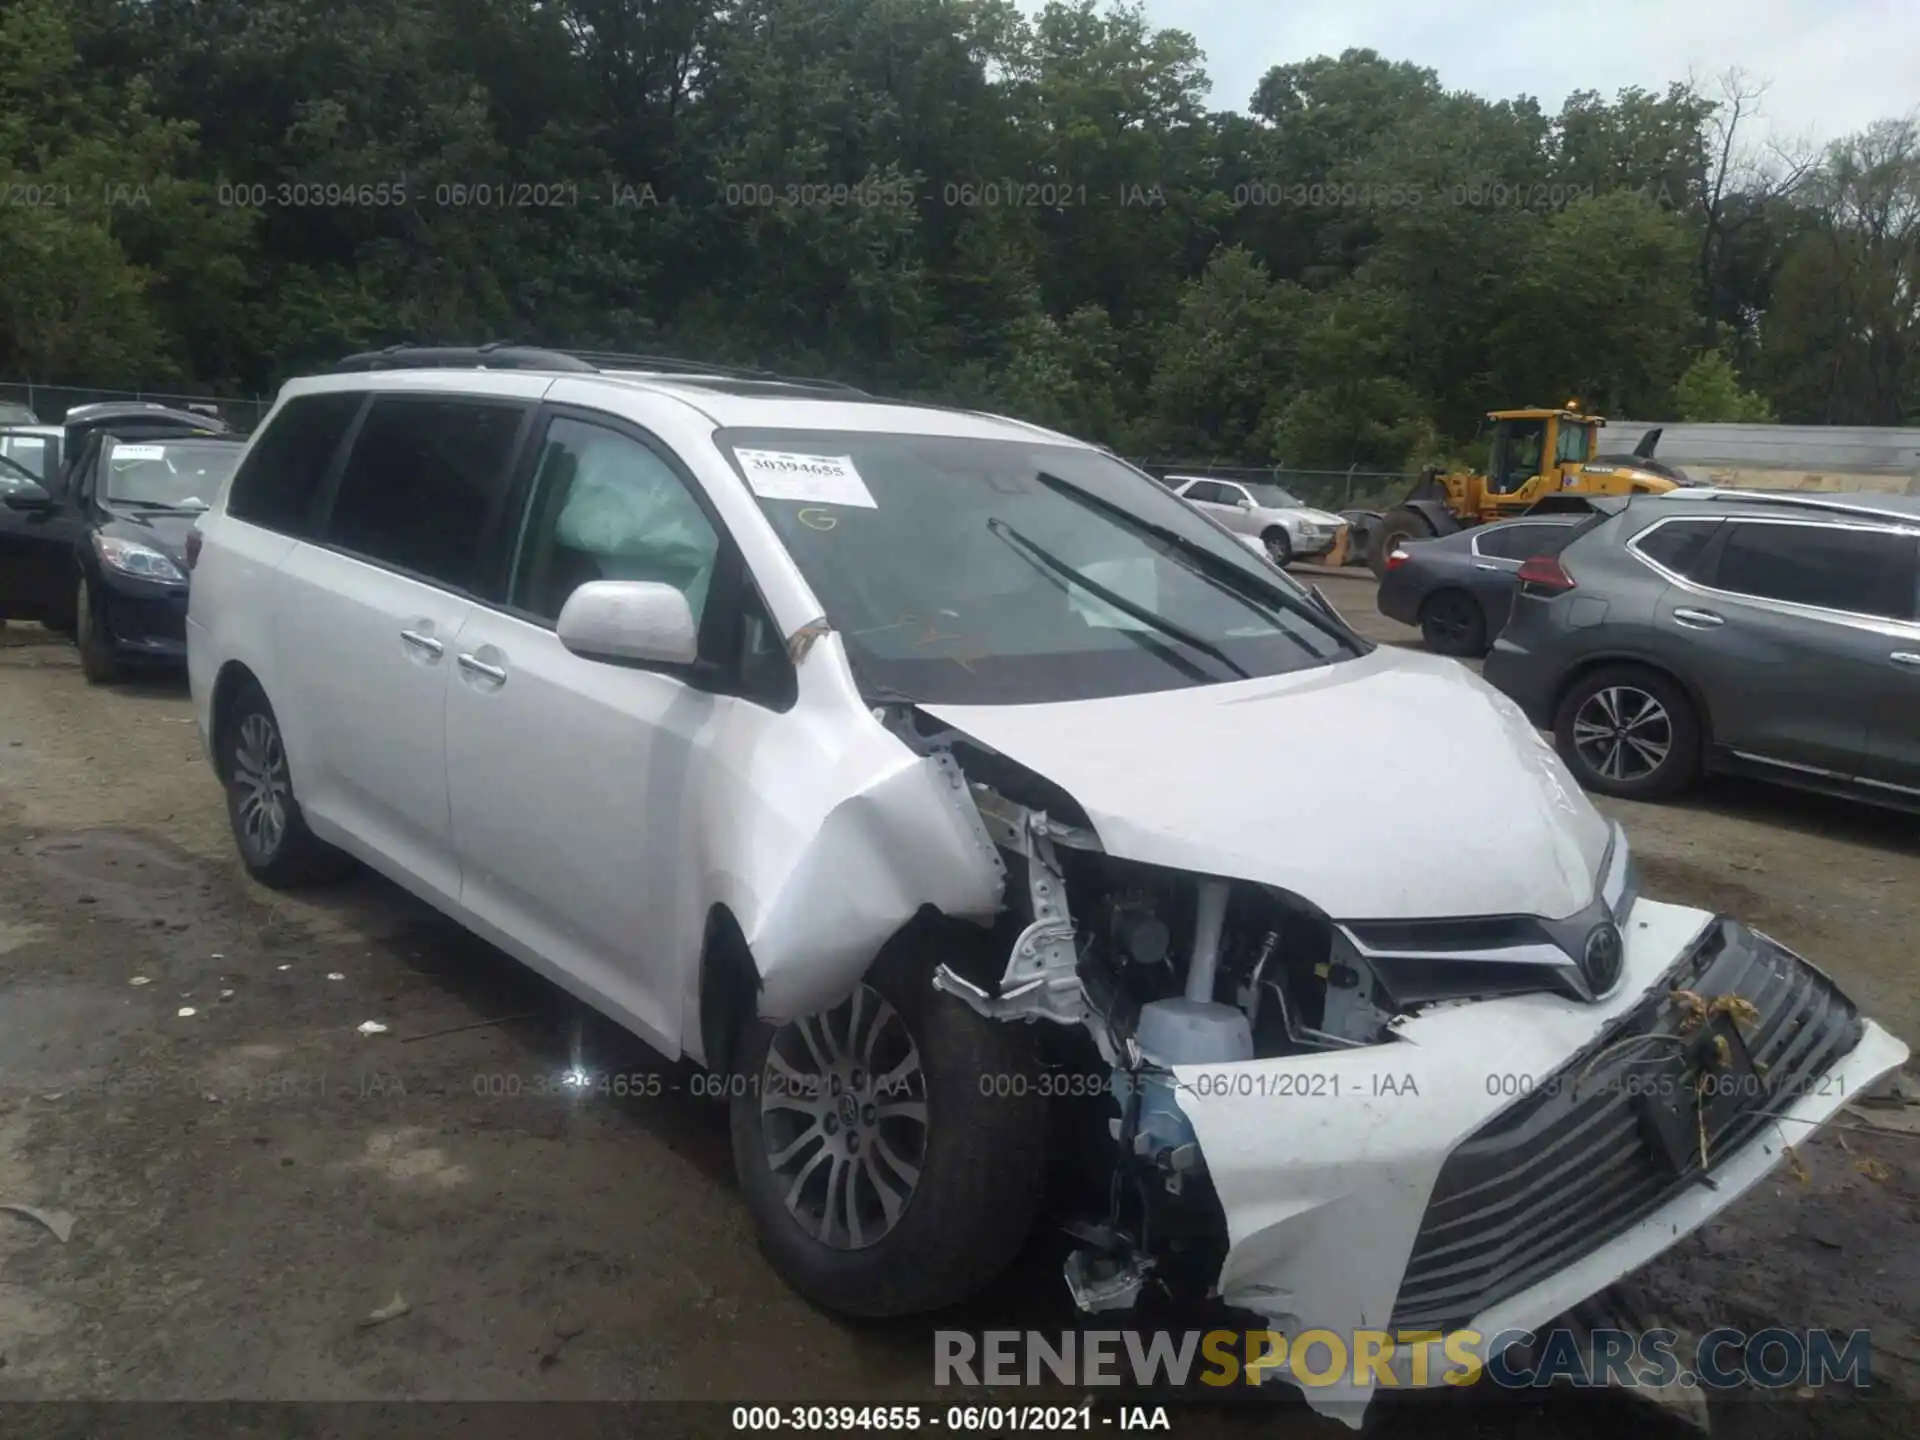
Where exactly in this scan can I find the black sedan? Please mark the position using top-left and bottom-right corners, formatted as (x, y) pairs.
(1375, 514), (1587, 656)
(1, 411), (240, 682)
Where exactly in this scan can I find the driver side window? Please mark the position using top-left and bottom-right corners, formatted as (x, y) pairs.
(508, 417), (721, 627)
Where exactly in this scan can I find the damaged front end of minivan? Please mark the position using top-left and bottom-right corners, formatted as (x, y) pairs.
(860, 697), (1909, 1427)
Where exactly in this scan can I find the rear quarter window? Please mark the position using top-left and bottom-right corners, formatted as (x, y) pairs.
(1629, 517), (1721, 579)
(226, 391), (365, 537)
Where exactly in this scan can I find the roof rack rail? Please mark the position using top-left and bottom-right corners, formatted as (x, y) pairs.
(332, 343), (598, 373)
(1696, 489), (1918, 521)
(576, 351), (869, 394)
(329, 342), (868, 394)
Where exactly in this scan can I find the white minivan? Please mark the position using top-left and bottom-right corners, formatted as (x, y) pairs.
(186, 347), (1903, 1424)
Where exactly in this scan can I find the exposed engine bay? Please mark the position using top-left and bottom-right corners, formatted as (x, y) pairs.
(882, 705), (1476, 1311)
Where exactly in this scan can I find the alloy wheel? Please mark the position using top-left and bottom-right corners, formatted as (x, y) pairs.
(232, 712), (291, 858)
(1424, 595), (1476, 648)
(760, 984), (928, 1251)
(1572, 685), (1673, 782)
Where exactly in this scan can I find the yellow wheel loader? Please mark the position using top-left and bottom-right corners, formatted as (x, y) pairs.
(1365, 406), (1686, 577)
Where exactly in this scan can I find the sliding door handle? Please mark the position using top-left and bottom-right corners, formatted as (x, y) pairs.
(400, 628), (444, 658)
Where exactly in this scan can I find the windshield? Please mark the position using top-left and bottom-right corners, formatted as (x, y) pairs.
(1242, 482), (1306, 510)
(0, 454), (40, 492)
(102, 438), (241, 509)
(718, 428), (1361, 704)
(0, 432), (52, 481)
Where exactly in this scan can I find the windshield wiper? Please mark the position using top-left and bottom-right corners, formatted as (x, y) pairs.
(1032, 471), (1363, 654)
(986, 517), (1251, 680)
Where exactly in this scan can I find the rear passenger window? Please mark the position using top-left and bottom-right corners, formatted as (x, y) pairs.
(1633, 518), (1720, 579)
(1477, 524), (1568, 560)
(322, 396), (526, 590)
(1712, 522), (1916, 620)
(507, 417), (721, 626)
(226, 392), (363, 535)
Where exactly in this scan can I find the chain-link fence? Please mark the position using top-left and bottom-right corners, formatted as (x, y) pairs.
(0, 382), (271, 433)
(1128, 460), (1418, 513)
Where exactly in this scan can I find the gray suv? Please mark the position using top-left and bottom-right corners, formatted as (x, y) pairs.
(1483, 491), (1920, 807)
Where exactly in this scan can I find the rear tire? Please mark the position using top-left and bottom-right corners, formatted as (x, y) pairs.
(1368, 507), (1434, 578)
(220, 680), (355, 888)
(1418, 589), (1489, 657)
(730, 933), (1046, 1318)
(1553, 665), (1702, 801)
(1261, 527), (1293, 567)
(75, 576), (122, 685)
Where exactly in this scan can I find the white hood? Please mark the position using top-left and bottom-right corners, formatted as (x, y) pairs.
(921, 647), (1610, 921)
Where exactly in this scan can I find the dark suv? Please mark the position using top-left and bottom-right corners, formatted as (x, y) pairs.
(1482, 491), (1920, 808)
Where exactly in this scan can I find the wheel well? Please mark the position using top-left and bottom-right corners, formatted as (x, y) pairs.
(696, 904), (988, 1076)
(1551, 656), (1714, 745)
(208, 661), (262, 781)
(697, 906), (762, 1076)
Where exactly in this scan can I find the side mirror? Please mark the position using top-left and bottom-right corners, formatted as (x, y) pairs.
(2, 481), (53, 513)
(556, 580), (699, 667)
(1235, 495), (1254, 509)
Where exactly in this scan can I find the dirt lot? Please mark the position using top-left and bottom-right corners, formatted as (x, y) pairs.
(0, 577), (1916, 1439)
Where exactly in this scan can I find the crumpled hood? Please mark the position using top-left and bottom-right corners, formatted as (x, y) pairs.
(921, 647), (1610, 921)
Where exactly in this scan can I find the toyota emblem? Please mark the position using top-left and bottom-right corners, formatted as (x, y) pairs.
(1581, 922), (1624, 997)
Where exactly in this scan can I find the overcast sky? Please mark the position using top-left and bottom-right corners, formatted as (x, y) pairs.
(1110, 0), (1920, 145)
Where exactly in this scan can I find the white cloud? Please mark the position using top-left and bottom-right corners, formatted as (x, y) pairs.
(1044, 0), (1920, 145)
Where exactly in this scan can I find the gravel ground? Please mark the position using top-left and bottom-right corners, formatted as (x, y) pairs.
(0, 587), (1915, 1439)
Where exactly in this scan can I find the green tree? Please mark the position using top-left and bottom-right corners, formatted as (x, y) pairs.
(1142, 247), (1309, 458)
(0, 0), (239, 384)
(1674, 349), (1776, 421)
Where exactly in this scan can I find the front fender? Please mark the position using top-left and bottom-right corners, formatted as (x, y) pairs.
(747, 751), (1006, 1020)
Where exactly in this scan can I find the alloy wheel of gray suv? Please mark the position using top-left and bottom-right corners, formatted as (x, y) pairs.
(1553, 665), (1702, 801)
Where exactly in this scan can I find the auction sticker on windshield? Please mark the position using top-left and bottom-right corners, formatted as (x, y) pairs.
(735, 448), (877, 508)
(111, 445), (168, 461)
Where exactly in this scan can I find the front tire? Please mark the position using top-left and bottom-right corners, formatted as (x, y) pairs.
(75, 576), (122, 684)
(1261, 527), (1293, 567)
(730, 935), (1046, 1318)
(1553, 665), (1702, 800)
(1368, 507), (1434, 577)
(1418, 589), (1489, 657)
(220, 680), (355, 888)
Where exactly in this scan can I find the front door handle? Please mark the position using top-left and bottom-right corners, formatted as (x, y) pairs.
(400, 628), (444, 658)
(457, 652), (507, 683)
(1474, 562), (1504, 571)
(1892, 652), (1920, 669)
(1672, 607), (1725, 629)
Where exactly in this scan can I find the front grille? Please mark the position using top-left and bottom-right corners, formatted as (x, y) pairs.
(1390, 920), (1862, 1333)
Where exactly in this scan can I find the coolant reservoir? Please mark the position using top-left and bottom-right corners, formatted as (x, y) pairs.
(1135, 996), (1254, 1064)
